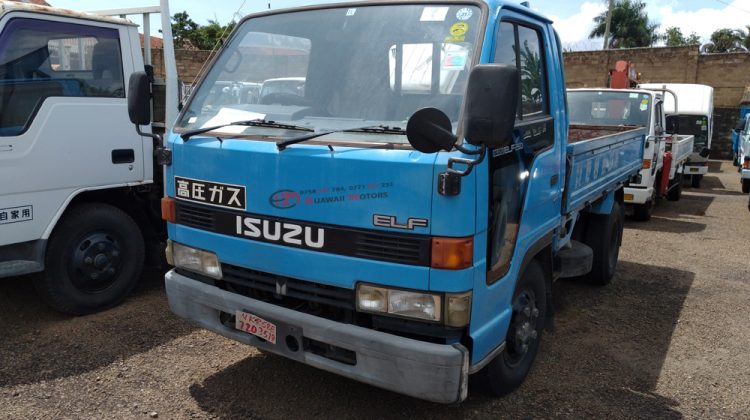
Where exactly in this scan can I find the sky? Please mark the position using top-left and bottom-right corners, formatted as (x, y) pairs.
(50, 0), (750, 51)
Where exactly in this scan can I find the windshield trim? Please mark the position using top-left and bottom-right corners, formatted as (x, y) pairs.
(173, 0), (489, 149)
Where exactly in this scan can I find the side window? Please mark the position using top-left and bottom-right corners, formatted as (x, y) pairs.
(493, 21), (548, 119)
(0, 18), (124, 136)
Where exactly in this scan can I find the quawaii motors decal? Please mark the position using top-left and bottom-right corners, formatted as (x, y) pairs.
(270, 181), (393, 209)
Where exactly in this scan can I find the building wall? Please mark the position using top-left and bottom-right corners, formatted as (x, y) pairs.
(563, 45), (750, 159)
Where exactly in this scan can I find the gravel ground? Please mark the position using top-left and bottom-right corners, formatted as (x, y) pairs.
(1, 160), (749, 419)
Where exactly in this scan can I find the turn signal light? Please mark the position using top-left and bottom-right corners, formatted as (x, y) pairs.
(432, 237), (473, 270)
(744, 157), (749, 169)
(642, 159), (652, 169)
(161, 197), (176, 223)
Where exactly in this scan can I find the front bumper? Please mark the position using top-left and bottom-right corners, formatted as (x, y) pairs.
(624, 186), (653, 205)
(165, 270), (469, 404)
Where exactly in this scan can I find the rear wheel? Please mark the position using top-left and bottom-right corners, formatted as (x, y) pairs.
(582, 201), (623, 286)
(691, 174), (702, 188)
(667, 174), (683, 201)
(484, 259), (547, 396)
(742, 179), (750, 194)
(34, 203), (144, 315)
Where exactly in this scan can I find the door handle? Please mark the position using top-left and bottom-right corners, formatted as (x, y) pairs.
(550, 174), (559, 186)
(111, 149), (135, 164)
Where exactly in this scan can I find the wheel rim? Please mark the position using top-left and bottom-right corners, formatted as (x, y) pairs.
(69, 232), (123, 293)
(504, 288), (540, 367)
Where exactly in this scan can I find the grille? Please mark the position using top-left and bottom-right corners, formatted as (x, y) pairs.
(221, 263), (354, 310)
(175, 203), (214, 230)
(175, 202), (430, 266)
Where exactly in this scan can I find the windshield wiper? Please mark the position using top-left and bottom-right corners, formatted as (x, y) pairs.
(276, 125), (404, 151)
(181, 119), (313, 141)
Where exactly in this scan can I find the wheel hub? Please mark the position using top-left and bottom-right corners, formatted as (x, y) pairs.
(70, 232), (122, 292)
(508, 291), (540, 357)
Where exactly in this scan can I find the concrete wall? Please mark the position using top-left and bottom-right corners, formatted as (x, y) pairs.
(564, 45), (750, 159)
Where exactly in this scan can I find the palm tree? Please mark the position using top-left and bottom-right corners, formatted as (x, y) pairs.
(589, 0), (659, 48)
(701, 28), (747, 53)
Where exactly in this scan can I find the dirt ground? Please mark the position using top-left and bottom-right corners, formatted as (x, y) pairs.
(1, 160), (749, 419)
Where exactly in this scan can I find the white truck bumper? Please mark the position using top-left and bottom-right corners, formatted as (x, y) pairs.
(624, 186), (653, 205)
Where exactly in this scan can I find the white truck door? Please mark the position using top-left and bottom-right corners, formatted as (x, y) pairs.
(0, 15), (144, 247)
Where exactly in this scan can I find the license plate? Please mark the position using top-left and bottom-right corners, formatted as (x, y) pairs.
(624, 193), (634, 202)
(235, 310), (277, 344)
(689, 167), (699, 172)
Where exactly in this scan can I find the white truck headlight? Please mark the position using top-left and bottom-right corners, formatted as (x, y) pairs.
(171, 241), (222, 279)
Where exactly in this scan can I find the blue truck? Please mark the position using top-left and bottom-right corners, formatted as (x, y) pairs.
(128, 1), (646, 403)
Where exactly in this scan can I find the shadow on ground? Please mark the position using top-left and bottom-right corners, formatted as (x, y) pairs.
(686, 175), (745, 197)
(188, 261), (693, 419)
(0, 268), (195, 387)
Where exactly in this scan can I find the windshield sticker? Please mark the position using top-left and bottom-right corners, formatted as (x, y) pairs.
(188, 116), (197, 124)
(420, 6), (449, 21)
(201, 108), (266, 129)
(629, 93), (639, 98)
(450, 22), (469, 37)
(0, 205), (33, 225)
(442, 50), (468, 70)
(640, 99), (649, 111)
(346, 8), (356, 16)
(271, 181), (393, 209)
(456, 8), (473, 21)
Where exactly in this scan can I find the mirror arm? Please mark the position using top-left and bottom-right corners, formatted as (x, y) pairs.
(454, 143), (482, 155)
(447, 144), (486, 177)
(135, 124), (170, 166)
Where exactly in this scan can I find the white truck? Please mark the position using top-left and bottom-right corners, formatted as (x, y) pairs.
(640, 83), (713, 188)
(0, 1), (177, 314)
(568, 88), (694, 221)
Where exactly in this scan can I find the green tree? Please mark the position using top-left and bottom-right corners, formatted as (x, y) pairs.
(589, 0), (659, 48)
(168, 12), (236, 50)
(662, 26), (701, 47)
(702, 28), (747, 53)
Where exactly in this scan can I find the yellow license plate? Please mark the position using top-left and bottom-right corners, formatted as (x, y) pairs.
(624, 193), (634, 202)
(689, 167), (699, 172)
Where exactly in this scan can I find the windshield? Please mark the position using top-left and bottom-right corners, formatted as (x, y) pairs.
(567, 91), (651, 128)
(176, 4), (483, 144)
(666, 115), (709, 147)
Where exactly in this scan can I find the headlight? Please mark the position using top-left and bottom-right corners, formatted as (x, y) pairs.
(356, 284), (472, 326)
(170, 241), (222, 279)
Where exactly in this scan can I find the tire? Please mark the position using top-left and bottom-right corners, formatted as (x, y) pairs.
(691, 174), (702, 188)
(743, 179), (750, 194)
(667, 175), (683, 201)
(33, 203), (144, 315)
(484, 259), (547, 396)
(632, 199), (653, 221)
(582, 201), (623, 286)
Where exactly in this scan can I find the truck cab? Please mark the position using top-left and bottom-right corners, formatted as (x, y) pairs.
(566, 88), (688, 221)
(737, 115), (750, 193)
(0, 1), (177, 314)
(135, 0), (645, 403)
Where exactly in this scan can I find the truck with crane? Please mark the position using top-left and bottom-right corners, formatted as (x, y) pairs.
(568, 61), (694, 221)
(0, 0), (178, 314)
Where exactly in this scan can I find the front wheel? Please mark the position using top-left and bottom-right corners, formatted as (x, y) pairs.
(34, 203), (144, 315)
(742, 179), (750, 194)
(632, 199), (653, 221)
(667, 174), (683, 201)
(484, 260), (547, 396)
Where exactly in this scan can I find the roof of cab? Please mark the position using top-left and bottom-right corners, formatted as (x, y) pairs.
(638, 83), (714, 115)
(0, 0), (136, 26)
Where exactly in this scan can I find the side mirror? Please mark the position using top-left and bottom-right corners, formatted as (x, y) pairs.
(406, 107), (458, 153)
(463, 64), (519, 148)
(128, 71), (152, 125)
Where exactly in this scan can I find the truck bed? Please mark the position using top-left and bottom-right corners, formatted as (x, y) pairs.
(565, 125), (647, 214)
(666, 134), (694, 173)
